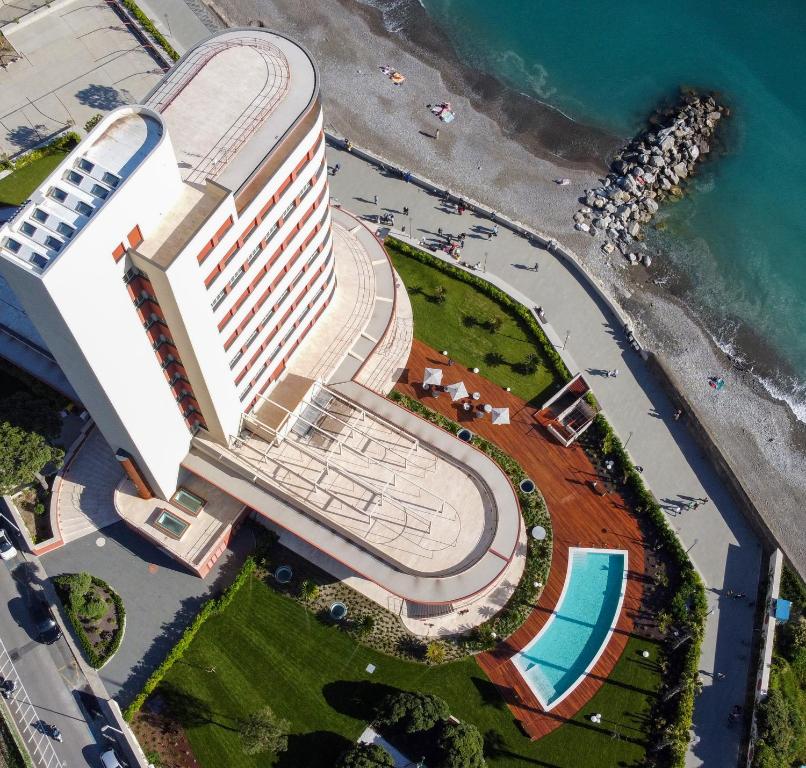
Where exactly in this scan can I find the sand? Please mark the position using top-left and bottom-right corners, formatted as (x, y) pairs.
(205, 0), (806, 576)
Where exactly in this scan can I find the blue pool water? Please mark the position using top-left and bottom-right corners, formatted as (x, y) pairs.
(513, 548), (627, 709)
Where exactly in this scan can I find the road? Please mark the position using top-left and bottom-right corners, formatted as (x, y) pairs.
(326, 143), (762, 767)
(0, 545), (103, 767)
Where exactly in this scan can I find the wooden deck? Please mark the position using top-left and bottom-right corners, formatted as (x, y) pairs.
(396, 340), (648, 740)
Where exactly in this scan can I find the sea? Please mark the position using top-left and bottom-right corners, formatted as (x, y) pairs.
(383, 0), (806, 422)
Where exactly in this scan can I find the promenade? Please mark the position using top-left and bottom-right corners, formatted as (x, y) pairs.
(327, 145), (762, 767)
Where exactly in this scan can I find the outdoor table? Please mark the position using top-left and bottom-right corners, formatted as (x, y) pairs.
(462, 403), (471, 411)
(472, 392), (480, 400)
(483, 404), (493, 414)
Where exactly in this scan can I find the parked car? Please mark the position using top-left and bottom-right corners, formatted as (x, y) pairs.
(31, 598), (61, 644)
(100, 749), (122, 768)
(0, 529), (17, 561)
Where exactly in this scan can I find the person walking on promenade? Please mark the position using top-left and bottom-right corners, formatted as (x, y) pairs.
(492, 224), (499, 237)
(437, 226), (443, 239)
(435, 128), (440, 141)
(533, 260), (539, 271)
(345, 138), (353, 152)
(373, 194), (378, 206)
(609, 368), (619, 378)
(674, 408), (683, 421)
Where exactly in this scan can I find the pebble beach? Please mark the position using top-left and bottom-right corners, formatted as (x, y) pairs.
(207, 0), (806, 574)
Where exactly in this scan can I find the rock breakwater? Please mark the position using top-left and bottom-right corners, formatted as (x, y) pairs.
(573, 92), (728, 263)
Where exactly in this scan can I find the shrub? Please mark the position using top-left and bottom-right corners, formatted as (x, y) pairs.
(299, 579), (319, 605)
(437, 720), (486, 768)
(426, 641), (446, 665)
(353, 614), (375, 638)
(433, 285), (447, 304)
(337, 743), (394, 768)
(238, 706), (290, 756)
(79, 596), (107, 622)
(84, 114), (102, 132)
(377, 691), (450, 734)
(120, 0), (179, 60)
(753, 688), (802, 764)
(33, 501), (45, 516)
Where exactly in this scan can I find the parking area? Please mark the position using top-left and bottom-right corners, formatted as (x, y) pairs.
(0, 0), (166, 156)
(40, 521), (254, 705)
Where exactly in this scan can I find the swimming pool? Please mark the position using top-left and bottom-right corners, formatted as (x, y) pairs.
(513, 548), (628, 710)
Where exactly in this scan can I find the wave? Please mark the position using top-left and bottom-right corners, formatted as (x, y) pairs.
(757, 373), (806, 425)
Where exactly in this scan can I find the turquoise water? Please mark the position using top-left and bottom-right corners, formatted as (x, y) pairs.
(417, 0), (806, 421)
(513, 549), (626, 709)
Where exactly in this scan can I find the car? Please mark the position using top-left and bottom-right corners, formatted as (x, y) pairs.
(30, 599), (62, 644)
(100, 749), (122, 768)
(0, 530), (17, 561)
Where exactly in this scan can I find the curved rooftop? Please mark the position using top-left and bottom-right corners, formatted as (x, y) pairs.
(144, 29), (318, 189)
(0, 108), (163, 274)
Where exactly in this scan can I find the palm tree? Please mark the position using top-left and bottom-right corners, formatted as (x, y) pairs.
(299, 579), (319, 609)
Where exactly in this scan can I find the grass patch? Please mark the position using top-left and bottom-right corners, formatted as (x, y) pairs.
(0, 152), (67, 206)
(388, 241), (559, 403)
(158, 574), (660, 768)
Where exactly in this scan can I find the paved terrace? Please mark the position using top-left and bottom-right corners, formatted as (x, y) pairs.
(327, 146), (761, 765)
(398, 339), (647, 739)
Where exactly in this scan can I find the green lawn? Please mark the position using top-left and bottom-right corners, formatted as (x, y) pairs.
(161, 575), (660, 768)
(0, 152), (68, 206)
(389, 248), (558, 404)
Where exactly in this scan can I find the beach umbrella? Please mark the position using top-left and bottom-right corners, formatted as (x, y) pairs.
(491, 407), (510, 425)
(423, 367), (443, 386)
(444, 381), (468, 401)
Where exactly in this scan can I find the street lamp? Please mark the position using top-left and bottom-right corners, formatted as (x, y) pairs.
(482, 251), (488, 272)
(562, 330), (570, 350)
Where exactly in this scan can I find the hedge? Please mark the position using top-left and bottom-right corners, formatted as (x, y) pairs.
(388, 391), (552, 644)
(385, 237), (572, 384)
(587, 415), (706, 766)
(53, 574), (126, 669)
(124, 557), (256, 720)
(0, 132), (80, 172)
(120, 0), (179, 61)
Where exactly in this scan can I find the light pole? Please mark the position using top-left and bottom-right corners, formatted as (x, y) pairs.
(164, 13), (172, 36)
(482, 251), (488, 272)
(624, 430), (633, 449)
(562, 330), (570, 350)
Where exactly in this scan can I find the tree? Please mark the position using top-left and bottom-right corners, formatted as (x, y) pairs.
(426, 641), (446, 665)
(437, 721), (486, 768)
(238, 706), (290, 756)
(520, 352), (541, 375)
(486, 315), (503, 332)
(753, 688), (802, 766)
(299, 579), (319, 607)
(377, 691), (450, 734)
(337, 742), (394, 768)
(433, 286), (447, 304)
(0, 422), (61, 494)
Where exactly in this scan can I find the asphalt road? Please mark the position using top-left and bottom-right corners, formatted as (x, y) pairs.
(0, 547), (102, 767)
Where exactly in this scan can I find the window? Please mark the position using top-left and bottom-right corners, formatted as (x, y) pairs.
(171, 487), (206, 516)
(32, 208), (48, 223)
(50, 187), (67, 202)
(45, 236), (61, 251)
(153, 509), (189, 539)
(102, 171), (119, 187)
(299, 180), (312, 197)
(228, 266), (245, 289)
(57, 222), (75, 238)
(78, 159), (94, 173)
(211, 288), (227, 311)
(229, 350), (244, 369)
(75, 201), (93, 217)
(265, 223), (279, 241)
(245, 328), (260, 348)
(66, 170), (82, 185)
(31, 253), (49, 269)
(282, 201), (294, 219)
(91, 184), (109, 200)
(20, 222), (36, 237)
(4, 238), (21, 253)
(247, 244), (262, 264)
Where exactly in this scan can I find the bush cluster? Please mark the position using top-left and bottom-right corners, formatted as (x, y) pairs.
(385, 237), (571, 383)
(388, 391), (552, 645)
(53, 573), (125, 669)
(123, 557), (256, 720)
(0, 132), (80, 173)
(120, 0), (179, 61)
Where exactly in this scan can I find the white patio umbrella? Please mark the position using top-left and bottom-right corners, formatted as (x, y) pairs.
(423, 367), (443, 386)
(444, 381), (469, 401)
(491, 407), (510, 425)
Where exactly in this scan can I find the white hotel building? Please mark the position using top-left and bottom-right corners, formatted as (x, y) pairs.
(0, 30), (524, 632)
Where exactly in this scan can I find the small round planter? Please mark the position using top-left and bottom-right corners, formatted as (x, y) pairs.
(457, 428), (473, 442)
(519, 478), (536, 494)
(274, 565), (293, 584)
(330, 602), (348, 621)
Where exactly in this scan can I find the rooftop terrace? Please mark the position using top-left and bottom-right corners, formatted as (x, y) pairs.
(0, 108), (163, 274)
(144, 29), (317, 190)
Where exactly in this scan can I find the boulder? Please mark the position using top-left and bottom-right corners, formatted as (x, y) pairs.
(673, 162), (688, 179)
(644, 198), (659, 214)
(650, 155), (665, 168)
(574, 222), (590, 233)
(573, 212), (585, 223)
(602, 242), (615, 254)
(660, 136), (675, 153)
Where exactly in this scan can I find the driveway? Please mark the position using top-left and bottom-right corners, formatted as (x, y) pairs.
(40, 521), (254, 706)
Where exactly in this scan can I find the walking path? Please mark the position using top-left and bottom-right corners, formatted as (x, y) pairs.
(327, 147), (762, 767)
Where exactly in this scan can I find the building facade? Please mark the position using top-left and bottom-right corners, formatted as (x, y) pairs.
(0, 30), (333, 499)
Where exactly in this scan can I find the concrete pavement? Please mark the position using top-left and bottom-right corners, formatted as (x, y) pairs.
(326, 144), (762, 767)
(0, 554), (100, 767)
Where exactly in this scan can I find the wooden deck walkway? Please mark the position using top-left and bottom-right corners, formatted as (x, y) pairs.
(396, 340), (648, 739)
